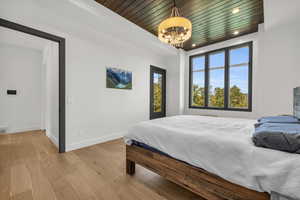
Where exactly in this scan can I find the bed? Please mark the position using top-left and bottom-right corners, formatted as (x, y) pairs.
(124, 115), (300, 200)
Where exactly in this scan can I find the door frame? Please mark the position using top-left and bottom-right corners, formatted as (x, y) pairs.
(0, 18), (66, 153)
(150, 65), (166, 120)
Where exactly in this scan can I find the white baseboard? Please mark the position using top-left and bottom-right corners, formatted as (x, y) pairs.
(46, 131), (59, 147)
(66, 132), (125, 152)
(2, 126), (41, 134)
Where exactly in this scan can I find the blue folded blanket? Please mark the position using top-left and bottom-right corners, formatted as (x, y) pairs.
(258, 115), (299, 124)
(253, 123), (300, 154)
(255, 115), (300, 128)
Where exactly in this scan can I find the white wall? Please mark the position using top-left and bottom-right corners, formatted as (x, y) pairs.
(263, 0), (300, 30)
(43, 42), (59, 146)
(257, 22), (300, 117)
(0, 44), (43, 133)
(66, 36), (175, 150)
(165, 52), (182, 116)
(0, 0), (179, 151)
(184, 20), (300, 119)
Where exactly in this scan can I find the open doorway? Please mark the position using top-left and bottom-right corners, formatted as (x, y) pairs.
(0, 18), (65, 153)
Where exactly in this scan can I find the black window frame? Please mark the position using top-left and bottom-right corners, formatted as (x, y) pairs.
(189, 41), (253, 112)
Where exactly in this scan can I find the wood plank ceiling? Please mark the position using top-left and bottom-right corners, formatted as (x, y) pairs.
(94, 0), (264, 51)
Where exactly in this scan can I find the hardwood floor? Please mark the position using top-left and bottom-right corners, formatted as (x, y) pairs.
(0, 131), (202, 200)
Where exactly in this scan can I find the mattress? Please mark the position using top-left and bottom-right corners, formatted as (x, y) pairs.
(124, 115), (300, 200)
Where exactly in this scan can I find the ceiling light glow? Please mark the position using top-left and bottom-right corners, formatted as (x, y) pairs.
(232, 8), (240, 14)
(158, 0), (192, 48)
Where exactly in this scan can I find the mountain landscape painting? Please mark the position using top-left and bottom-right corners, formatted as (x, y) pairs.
(106, 67), (132, 89)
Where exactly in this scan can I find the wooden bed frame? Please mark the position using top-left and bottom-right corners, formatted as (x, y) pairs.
(126, 145), (270, 200)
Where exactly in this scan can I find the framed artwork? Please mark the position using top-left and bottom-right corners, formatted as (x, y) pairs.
(106, 67), (132, 89)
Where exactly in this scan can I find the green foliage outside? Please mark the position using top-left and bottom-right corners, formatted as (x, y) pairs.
(229, 85), (248, 108)
(209, 87), (224, 107)
(153, 83), (162, 112)
(192, 85), (248, 108)
(192, 85), (205, 106)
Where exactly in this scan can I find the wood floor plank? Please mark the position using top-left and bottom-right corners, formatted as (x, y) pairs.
(74, 162), (120, 200)
(0, 167), (10, 200)
(10, 164), (33, 197)
(64, 154), (99, 200)
(0, 134), (12, 200)
(65, 173), (99, 200)
(26, 161), (57, 200)
(11, 190), (34, 200)
(39, 154), (80, 200)
(0, 131), (202, 200)
(51, 177), (80, 200)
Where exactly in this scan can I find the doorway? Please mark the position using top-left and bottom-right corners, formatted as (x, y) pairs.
(0, 18), (66, 153)
(150, 65), (166, 120)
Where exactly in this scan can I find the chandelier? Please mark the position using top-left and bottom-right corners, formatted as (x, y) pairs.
(158, 0), (192, 48)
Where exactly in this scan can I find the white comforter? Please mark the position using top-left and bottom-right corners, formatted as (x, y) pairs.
(124, 115), (300, 200)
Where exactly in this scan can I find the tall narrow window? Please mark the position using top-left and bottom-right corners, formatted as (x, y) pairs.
(191, 56), (205, 107)
(208, 51), (225, 108)
(229, 46), (250, 109)
(189, 42), (252, 111)
(153, 73), (162, 112)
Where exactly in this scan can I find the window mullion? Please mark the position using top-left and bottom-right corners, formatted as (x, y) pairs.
(248, 42), (253, 111)
(189, 57), (193, 107)
(224, 48), (229, 109)
(204, 54), (209, 107)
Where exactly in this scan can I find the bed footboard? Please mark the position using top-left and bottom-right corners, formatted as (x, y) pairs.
(126, 144), (270, 200)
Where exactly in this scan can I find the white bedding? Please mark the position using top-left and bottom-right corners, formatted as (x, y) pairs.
(124, 115), (300, 200)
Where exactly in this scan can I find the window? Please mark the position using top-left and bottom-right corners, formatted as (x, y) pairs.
(191, 56), (205, 107)
(189, 42), (252, 111)
(150, 66), (166, 119)
(208, 51), (225, 108)
(153, 73), (162, 112)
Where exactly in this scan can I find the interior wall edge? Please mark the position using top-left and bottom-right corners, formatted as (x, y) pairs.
(46, 130), (59, 147)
